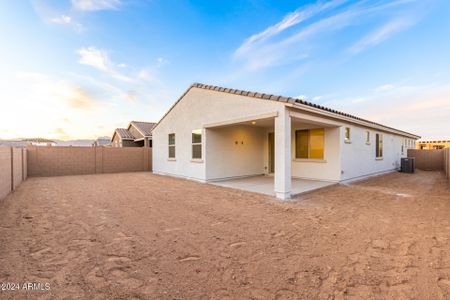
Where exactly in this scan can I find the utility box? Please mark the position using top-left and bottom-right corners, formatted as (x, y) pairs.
(401, 157), (415, 173)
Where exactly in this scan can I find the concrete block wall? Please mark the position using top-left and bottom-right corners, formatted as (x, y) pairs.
(27, 146), (152, 177)
(407, 149), (444, 171)
(0, 147), (27, 200)
(444, 148), (450, 181)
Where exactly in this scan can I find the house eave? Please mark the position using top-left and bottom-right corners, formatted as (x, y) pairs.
(290, 103), (421, 139)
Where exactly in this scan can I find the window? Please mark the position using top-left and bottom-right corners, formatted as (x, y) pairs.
(168, 133), (175, 158)
(345, 127), (351, 142)
(295, 128), (324, 159)
(192, 129), (202, 159)
(376, 133), (383, 158)
(366, 131), (370, 144)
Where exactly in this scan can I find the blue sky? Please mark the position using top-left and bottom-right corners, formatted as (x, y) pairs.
(0, 0), (449, 140)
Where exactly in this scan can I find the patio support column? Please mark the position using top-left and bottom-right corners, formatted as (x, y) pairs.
(274, 108), (291, 199)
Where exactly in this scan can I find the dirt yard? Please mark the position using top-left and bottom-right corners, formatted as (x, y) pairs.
(0, 170), (449, 300)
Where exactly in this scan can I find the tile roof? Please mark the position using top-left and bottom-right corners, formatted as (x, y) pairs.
(189, 83), (420, 139)
(114, 128), (135, 140)
(130, 121), (157, 137)
(153, 83), (420, 139)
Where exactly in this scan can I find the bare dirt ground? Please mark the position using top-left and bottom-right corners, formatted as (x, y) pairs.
(0, 170), (449, 300)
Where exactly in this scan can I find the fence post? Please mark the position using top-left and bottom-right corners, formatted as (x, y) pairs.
(10, 147), (14, 192)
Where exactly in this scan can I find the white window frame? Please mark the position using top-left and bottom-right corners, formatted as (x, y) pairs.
(191, 129), (202, 160)
(168, 133), (175, 159)
(376, 133), (383, 159)
(365, 131), (370, 144)
(344, 127), (351, 143)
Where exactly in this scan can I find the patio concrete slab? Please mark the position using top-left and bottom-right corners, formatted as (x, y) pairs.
(210, 175), (336, 196)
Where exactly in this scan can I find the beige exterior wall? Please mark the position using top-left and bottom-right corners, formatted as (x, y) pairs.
(291, 126), (341, 182)
(0, 147), (27, 200)
(27, 146), (151, 177)
(205, 125), (266, 180)
(407, 149), (444, 171)
(153, 86), (418, 185)
(153, 87), (284, 181)
(340, 127), (414, 181)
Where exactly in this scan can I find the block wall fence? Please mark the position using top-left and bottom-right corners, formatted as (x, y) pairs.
(407, 149), (444, 171)
(444, 148), (450, 181)
(26, 146), (152, 177)
(0, 147), (27, 200)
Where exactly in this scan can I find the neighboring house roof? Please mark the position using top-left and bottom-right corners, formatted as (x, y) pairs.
(129, 121), (157, 137)
(154, 83), (420, 139)
(113, 128), (135, 141)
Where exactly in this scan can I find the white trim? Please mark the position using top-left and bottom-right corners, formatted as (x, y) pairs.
(291, 175), (339, 183)
(341, 169), (397, 184)
(153, 171), (206, 183)
(293, 159), (327, 163)
(206, 173), (266, 182)
(203, 111), (278, 128)
(190, 159), (204, 163)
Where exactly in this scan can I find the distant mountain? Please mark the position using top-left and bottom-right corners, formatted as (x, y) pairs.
(54, 139), (96, 147)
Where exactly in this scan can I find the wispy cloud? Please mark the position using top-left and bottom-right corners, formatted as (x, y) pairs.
(374, 83), (396, 92)
(349, 18), (414, 54)
(234, 0), (348, 58)
(77, 47), (132, 82)
(49, 14), (72, 24)
(71, 0), (121, 11)
(232, 0), (426, 71)
(321, 82), (450, 140)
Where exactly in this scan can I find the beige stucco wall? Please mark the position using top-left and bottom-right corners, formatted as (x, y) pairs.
(153, 87), (284, 181)
(340, 125), (415, 181)
(205, 125), (266, 180)
(290, 126), (341, 182)
(27, 146), (151, 177)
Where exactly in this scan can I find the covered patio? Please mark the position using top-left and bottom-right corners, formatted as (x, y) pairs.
(211, 175), (336, 197)
(204, 107), (342, 199)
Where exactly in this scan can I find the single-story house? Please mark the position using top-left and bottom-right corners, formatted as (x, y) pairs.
(111, 121), (156, 148)
(152, 83), (420, 199)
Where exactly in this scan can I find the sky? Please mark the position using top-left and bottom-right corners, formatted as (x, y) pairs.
(0, 0), (449, 140)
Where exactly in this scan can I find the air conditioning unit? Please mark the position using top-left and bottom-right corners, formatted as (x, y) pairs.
(401, 157), (415, 173)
